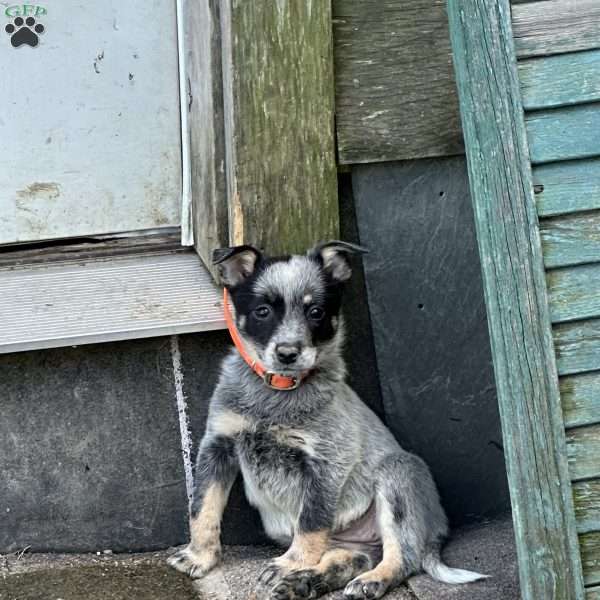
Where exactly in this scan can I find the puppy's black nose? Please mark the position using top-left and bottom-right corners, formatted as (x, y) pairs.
(276, 344), (300, 364)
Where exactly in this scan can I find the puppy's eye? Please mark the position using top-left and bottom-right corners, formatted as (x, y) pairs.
(253, 305), (272, 320)
(308, 306), (325, 321)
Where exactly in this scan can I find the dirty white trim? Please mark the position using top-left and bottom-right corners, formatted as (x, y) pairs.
(176, 0), (194, 246)
(170, 335), (194, 509)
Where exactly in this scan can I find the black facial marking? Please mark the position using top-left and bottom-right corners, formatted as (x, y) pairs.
(237, 292), (285, 347)
(228, 256), (290, 347)
(305, 273), (344, 345)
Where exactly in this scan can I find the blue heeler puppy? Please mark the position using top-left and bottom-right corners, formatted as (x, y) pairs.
(168, 241), (486, 599)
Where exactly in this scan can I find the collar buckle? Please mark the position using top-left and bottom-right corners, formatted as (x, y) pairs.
(263, 371), (300, 391)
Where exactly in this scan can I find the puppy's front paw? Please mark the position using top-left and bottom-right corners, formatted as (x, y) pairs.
(167, 544), (220, 579)
(344, 576), (389, 600)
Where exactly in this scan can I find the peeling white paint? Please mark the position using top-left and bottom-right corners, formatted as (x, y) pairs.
(170, 334), (194, 509)
(362, 110), (389, 121)
(177, 0), (193, 246)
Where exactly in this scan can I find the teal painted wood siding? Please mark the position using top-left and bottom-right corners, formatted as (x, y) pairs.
(450, 0), (600, 597)
(447, 0), (585, 598)
(533, 159), (600, 217)
(517, 0), (600, 594)
(519, 50), (600, 110)
(526, 105), (600, 164)
(512, 0), (600, 58)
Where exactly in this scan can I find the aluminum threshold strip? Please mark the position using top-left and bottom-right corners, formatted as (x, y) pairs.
(0, 251), (226, 354)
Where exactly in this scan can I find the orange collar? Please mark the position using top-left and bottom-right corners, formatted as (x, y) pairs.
(223, 289), (308, 390)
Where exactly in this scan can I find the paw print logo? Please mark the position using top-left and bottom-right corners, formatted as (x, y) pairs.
(5, 16), (45, 48)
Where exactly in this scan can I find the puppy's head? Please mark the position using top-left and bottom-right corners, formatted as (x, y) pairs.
(213, 241), (366, 375)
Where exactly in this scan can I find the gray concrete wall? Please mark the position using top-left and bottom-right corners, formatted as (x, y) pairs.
(0, 332), (229, 553)
(0, 189), (383, 553)
(0, 169), (510, 553)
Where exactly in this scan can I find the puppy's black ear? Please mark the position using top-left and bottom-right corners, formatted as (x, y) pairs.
(212, 245), (262, 288)
(308, 240), (368, 283)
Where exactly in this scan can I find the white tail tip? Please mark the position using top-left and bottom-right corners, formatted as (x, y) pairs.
(425, 561), (489, 584)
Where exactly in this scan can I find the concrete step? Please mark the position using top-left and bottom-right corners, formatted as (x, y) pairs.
(0, 516), (519, 600)
(0, 250), (225, 354)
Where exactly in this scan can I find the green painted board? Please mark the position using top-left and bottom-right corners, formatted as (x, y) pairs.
(513, 0), (600, 59)
(554, 319), (600, 376)
(580, 531), (600, 586)
(534, 159), (600, 217)
(574, 480), (600, 534)
(526, 104), (600, 164)
(519, 50), (600, 111)
(567, 424), (600, 481)
(447, 0), (585, 597)
(561, 372), (600, 429)
(547, 263), (600, 323)
(588, 586), (600, 600)
(540, 211), (600, 269)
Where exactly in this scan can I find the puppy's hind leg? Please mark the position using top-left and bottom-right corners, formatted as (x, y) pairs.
(344, 453), (442, 599)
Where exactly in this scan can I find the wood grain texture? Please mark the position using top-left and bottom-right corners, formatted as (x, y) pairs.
(540, 211), (600, 269)
(333, 0), (463, 164)
(447, 0), (585, 597)
(587, 586), (600, 600)
(567, 424), (600, 481)
(534, 159), (600, 217)
(220, 0), (338, 255)
(526, 103), (600, 164)
(513, 0), (600, 59)
(519, 50), (600, 110)
(554, 319), (600, 376)
(561, 372), (600, 429)
(186, 0), (228, 278)
(580, 531), (600, 586)
(0, 233), (183, 269)
(574, 480), (600, 534)
(547, 264), (600, 323)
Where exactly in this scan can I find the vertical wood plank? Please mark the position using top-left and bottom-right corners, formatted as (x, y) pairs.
(333, 0), (464, 164)
(220, 1), (338, 255)
(447, 1), (585, 598)
(186, 0), (229, 276)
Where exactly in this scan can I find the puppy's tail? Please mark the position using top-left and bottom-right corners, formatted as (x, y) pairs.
(422, 551), (488, 584)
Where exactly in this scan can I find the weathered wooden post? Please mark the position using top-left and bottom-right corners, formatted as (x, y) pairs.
(185, 0), (338, 276)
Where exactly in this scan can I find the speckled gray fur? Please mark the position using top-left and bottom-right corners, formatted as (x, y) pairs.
(168, 243), (486, 599)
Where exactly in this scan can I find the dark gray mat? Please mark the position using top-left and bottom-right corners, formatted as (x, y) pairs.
(352, 158), (510, 524)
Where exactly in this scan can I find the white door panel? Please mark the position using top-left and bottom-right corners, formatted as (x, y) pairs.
(0, 1), (182, 244)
